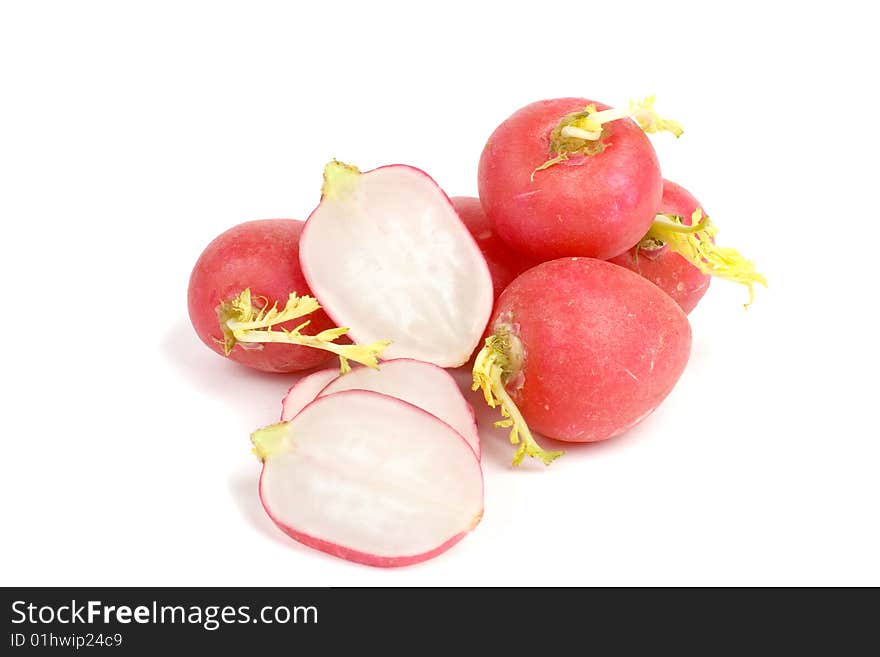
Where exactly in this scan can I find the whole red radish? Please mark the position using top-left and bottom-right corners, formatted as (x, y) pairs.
(188, 219), (387, 373)
(451, 196), (537, 299)
(478, 96), (681, 261)
(253, 390), (484, 567)
(473, 258), (691, 465)
(609, 180), (711, 313)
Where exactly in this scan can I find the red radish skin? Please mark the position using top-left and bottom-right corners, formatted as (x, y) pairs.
(451, 196), (537, 299)
(609, 180), (711, 314)
(254, 390), (484, 567)
(187, 219), (336, 373)
(475, 258), (691, 454)
(478, 98), (662, 261)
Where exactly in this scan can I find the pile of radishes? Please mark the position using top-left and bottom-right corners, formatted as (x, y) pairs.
(187, 95), (765, 567)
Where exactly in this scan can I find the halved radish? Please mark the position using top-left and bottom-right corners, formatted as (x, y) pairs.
(253, 390), (484, 567)
(280, 359), (480, 458)
(299, 161), (494, 367)
(279, 367), (339, 421)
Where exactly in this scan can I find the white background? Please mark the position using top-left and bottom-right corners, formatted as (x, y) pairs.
(2, 1), (877, 586)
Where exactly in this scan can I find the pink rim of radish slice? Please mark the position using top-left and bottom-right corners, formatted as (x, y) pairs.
(254, 390), (484, 567)
(279, 368), (340, 420)
(299, 161), (493, 368)
(280, 358), (480, 458)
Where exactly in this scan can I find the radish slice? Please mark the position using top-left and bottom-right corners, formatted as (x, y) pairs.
(280, 358), (480, 458)
(299, 161), (493, 367)
(279, 367), (339, 420)
(254, 390), (484, 567)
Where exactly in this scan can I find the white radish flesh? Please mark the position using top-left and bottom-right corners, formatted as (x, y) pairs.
(255, 390), (484, 567)
(299, 162), (493, 367)
(279, 367), (339, 421)
(280, 358), (480, 458)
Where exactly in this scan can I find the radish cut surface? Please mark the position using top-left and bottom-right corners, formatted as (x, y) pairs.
(255, 390), (484, 567)
(300, 162), (493, 367)
(279, 358), (480, 457)
(279, 368), (339, 420)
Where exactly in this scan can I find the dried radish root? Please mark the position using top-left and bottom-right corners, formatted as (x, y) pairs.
(219, 288), (389, 374)
(253, 390), (484, 567)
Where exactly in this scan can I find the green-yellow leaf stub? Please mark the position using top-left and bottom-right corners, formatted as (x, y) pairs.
(251, 422), (289, 461)
(472, 329), (563, 467)
(644, 209), (768, 307)
(216, 288), (390, 373)
(321, 160), (361, 200)
(629, 95), (684, 137)
(532, 95), (682, 180)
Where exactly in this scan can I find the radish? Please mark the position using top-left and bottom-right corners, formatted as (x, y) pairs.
(188, 219), (389, 373)
(298, 161), (493, 368)
(279, 368), (341, 419)
(618, 180), (767, 308)
(253, 390), (484, 567)
(451, 196), (537, 299)
(609, 180), (712, 313)
(187, 219), (332, 373)
(478, 96), (682, 261)
(280, 359), (480, 457)
(472, 258), (691, 465)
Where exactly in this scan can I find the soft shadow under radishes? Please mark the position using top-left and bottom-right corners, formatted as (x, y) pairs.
(227, 466), (338, 557)
(160, 319), (312, 428)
